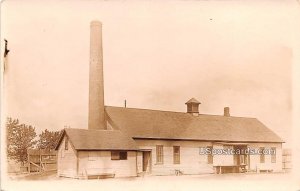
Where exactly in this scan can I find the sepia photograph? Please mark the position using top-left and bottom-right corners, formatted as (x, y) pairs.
(1, 0), (300, 190)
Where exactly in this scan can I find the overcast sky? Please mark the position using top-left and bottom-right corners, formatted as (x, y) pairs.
(1, 0), (299, 148)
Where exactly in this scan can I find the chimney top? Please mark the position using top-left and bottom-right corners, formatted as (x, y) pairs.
(90, 20), (102, 26)
(224, 107), (230, 117)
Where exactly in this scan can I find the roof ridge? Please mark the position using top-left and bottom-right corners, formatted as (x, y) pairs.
(106, 105), (187, 114)
(104, 105), (256, 119)
(65, 128), (121, 132)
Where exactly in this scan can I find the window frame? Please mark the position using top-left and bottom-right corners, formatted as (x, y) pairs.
(173, 146), (180, 164)
(119, 151), (127, 160)
(111, 151), (128, 160)
(271, 147), (276, 163)
(156, 145), (164, 164)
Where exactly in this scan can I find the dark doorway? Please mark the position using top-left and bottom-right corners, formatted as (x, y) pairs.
(233, 145), (249, 172)
(142, 151), (151, 172)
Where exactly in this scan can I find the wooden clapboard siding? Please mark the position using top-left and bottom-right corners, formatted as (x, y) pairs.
(135, 139), (214, 175)
(248, 143), (282, 172)
(77, 151), (137, 178)
(57, 135), (78, 178)
(56, 134), (283, 178)
(282, 149), (292, 172)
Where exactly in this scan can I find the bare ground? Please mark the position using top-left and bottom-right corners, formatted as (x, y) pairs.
(8, 170), (291, 181)
(4, 171), (298, 191)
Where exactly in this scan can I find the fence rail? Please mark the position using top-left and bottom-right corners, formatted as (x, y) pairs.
(27, 149), (57, 173)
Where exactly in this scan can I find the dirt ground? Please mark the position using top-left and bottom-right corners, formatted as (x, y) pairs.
(3, 171), (298, 191)
(7, 171), (291, 181)
(8, 171), (60, 181)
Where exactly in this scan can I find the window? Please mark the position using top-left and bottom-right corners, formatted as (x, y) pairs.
(120, 151), (127, 160)
(65, 136), (69, 150)
(173, 146), (180, 164)
(88, 152), (100, 161)
(111, 151), (119, 160)
(260, 147), (265, 163)
(207, 146), (213, 164)
(271, 147), (276, 163)
(111, 151), (127, 160)
(156, 145), (163, 164)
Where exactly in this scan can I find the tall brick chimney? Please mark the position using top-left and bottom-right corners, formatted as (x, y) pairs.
(88, 20), (106, 130)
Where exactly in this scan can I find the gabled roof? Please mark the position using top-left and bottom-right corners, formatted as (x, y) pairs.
(105, 106), (283, 143)
(185, 98), (201, 104)
(55, 128), (138, 150)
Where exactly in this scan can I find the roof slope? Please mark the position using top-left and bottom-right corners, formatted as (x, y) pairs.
(105, 106), (283, 143)
(185, 98), (201, 104)
(57, 128), (138, 150)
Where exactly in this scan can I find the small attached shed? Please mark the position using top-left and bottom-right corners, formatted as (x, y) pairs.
(55, 128), (138, 179)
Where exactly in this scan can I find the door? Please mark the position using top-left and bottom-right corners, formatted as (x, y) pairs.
(233, 145), (249, 172)
(142, 151), (151, 172)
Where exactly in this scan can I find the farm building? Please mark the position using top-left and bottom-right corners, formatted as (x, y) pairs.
(55, 20), (283, 179)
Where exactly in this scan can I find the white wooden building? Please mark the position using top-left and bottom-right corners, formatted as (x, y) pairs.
(55, 102), (283, 178)
(55, 20), (283, 179)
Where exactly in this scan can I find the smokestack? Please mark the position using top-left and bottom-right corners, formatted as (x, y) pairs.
(224, 107), (230, 117)
(88, 20), (106, 130)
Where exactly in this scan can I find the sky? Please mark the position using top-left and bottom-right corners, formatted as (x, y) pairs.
(1, 0), (299, 148)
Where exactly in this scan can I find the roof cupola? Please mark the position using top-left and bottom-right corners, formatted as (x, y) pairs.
(185, 98), (201, 116)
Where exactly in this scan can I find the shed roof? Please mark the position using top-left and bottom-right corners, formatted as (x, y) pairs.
(56, 128), (138, 150)
(105, 106), (283, 143)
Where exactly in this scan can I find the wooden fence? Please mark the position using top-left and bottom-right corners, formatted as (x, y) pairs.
(27, 149), (57, 173)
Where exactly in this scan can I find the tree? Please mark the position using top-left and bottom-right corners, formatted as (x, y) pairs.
(37, 129), (62, 150)
(6, 117), (37, 166)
